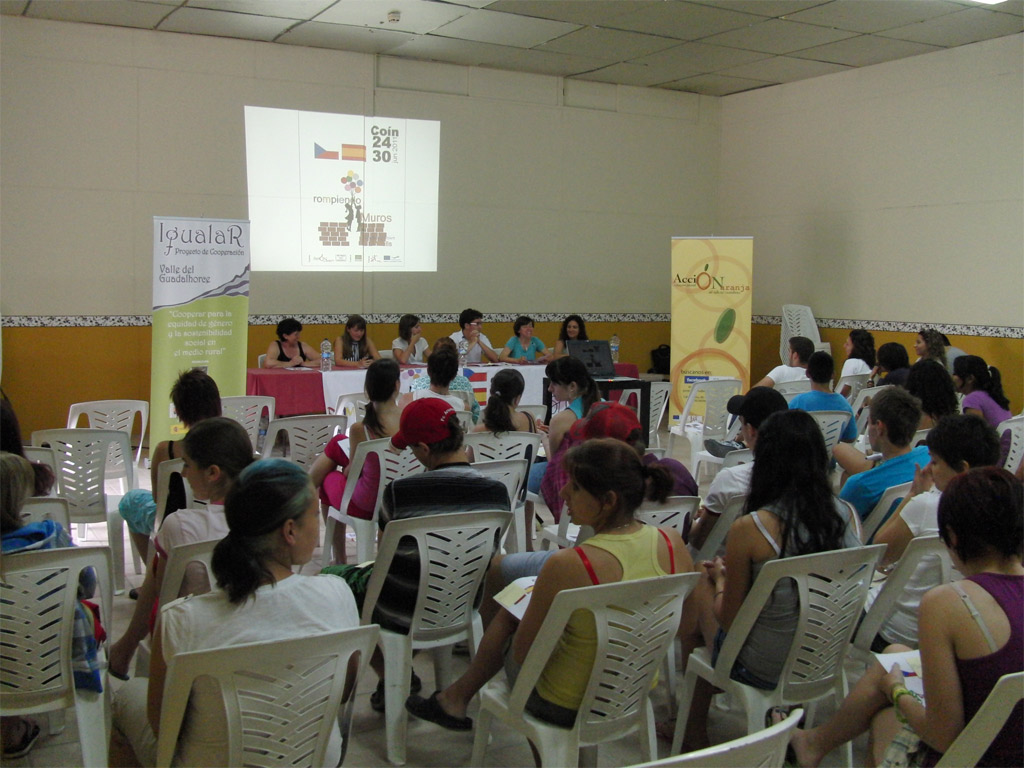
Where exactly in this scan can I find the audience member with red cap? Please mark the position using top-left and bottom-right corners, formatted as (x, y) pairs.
(322, 397), (510, 712)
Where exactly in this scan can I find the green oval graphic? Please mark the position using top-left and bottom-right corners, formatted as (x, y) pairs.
(714, 308), (736, 344)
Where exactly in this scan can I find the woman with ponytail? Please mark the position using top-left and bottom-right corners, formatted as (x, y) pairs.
(953, 354), (1013, 463)
(407, 438), (692, 731)
(313, 358), (403, 564)
(475, 368), (540, 435)
(108, 417), (254, 681)
(111, 459), (359, 767)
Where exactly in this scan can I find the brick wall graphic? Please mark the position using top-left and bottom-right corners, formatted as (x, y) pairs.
(318, 220), (390, 247)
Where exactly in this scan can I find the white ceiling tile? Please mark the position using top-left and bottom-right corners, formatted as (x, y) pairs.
(631, 41), (770, 72)
(478, 46), (613, 77)
(701, 18), (859, 53)
(878, 7), (1023, 46)
(718, 53), (850, 81)
(538, 26), (680, 59)
(431, 7), (579, 46)
(790, 34), (942, 67)
(607, 1), (764, 39)
(276, 21), (415, 52)
(186, 0), (334, 20)
(25, 0), (171, 28)
(484, 0), (653, 26)
(787, 0), (964, 34)
(159, 6), (295, 39)
(574, 60), (697, 87)
(314, 0), (471, 34)
(662, 72), (774, 95)
(684, 1), (830, 18)
(385, 34), (518, 66)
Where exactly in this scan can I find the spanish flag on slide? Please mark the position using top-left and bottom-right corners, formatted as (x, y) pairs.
(343, 144), (366, 162)
(314, 143), (339, 160)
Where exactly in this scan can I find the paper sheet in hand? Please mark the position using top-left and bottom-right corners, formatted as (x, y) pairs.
(876, 650), (925, 702)
(494, 576), (537, 621)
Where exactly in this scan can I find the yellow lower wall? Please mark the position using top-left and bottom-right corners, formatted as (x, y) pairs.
(3, 323), (1020, 440)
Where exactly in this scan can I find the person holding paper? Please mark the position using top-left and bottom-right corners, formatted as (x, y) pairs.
(789, 467), (1023, 768)
(405, 438), (692, 731)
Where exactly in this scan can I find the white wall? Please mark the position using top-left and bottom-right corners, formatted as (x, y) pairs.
(0, 16), (720, 316)
(718, 34), (1023, 327)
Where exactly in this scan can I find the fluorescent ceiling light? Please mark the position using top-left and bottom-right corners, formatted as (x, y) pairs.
(967, 0), (1008, 5)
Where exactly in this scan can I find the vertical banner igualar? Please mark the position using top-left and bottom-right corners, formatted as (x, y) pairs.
(670, 237), (753, 420)
(151, 217), (250, 445)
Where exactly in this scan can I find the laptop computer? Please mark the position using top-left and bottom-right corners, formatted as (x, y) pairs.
(566, 339), (621, 378)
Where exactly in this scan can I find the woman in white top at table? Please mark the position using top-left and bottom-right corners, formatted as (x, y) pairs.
(499, 315), (551, 365)
(391, 314), (430, 364)
(264, 318), (320, 369)
(334, 314), (380, 369)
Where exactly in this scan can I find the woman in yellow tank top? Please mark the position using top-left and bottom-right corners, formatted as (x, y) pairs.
(407, 437), (694, 730)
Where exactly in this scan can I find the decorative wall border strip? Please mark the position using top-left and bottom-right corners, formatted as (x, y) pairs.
(3, 314), (1021, 338)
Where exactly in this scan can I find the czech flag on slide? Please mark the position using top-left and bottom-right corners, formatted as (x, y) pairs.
(314, 143), (339, 160)
(343, 144), (366, 161)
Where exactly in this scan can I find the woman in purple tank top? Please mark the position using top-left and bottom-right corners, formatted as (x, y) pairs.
(789, 467), (1023, 768)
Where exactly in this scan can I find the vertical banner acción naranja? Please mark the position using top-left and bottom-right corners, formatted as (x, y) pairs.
(150, 217), (250, 445)
(670, 237), (753, 420)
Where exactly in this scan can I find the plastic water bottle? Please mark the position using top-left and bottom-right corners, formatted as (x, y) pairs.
(457, 339), (469, 368)
(610, 333), (620, 364)
(320, 338), (333, 372)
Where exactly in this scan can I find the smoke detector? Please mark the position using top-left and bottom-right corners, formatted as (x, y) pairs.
(387, 10), (401, 23)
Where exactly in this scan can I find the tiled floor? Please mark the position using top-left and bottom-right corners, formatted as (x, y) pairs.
(9, 428), (867, 767)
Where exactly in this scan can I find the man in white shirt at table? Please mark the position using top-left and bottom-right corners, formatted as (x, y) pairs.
(449, 308), (499, 364)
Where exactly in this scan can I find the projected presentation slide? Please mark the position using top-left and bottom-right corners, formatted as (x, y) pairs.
(245, 106), (440, 272)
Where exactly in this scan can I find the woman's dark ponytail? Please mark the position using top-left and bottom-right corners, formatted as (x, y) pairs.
(212, 459), (314, 604)
(482, 369), (525, 435)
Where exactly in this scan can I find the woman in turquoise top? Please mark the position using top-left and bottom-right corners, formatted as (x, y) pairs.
(500, 316), (550, 364)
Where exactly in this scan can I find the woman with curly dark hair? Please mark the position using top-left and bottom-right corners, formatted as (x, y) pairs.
(551, 314), (588, 359)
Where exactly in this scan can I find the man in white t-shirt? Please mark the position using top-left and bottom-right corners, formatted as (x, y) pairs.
(869, 414), (1001, 649)
(752, 336), (814, 389)
(449, 308), (498, 364)
(687, 386), (789, 552)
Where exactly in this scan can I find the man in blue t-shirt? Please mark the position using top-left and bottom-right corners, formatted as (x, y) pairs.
(839, 387), (928, 521)
(789, 352), (858, 444)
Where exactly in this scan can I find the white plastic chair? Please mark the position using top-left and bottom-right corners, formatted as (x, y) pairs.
(323, 437), (425, 566)
(362, 509), (511, 765)
(23, 445), (60, 495)
(454, 410), (474, 432)
(472, 572), (700, 768)
(32, 428), (133, 593)
(637, 496), (700, 538)
(780, 305), (830, 362)
(675, 378), (743, 482)
(152, 458), (195, 535)
(19, 496), (71, 530)
(472, 458), (530, 552)
(626, 708), (804, 768)
(774, 378), (811, 402)
(910, 427), (931, 447)
(463, 430), (543, 465)
(0, 546), (114, 768)
(671, 544), (885, 767)
(263, 414), (348, 468)
(620, 380), (672, 446)
(835, 373), (871, 404)
(256, 353), (267, 368)
(333, 392), (367, 422)
(996, 414), (1023, 473)
(934, 671), (1024, 768)
(692, 495), (747, 563)
(848, 535), (952, 668)
(220, 395), (275, 453)
(852, 385), (892, 435)
(155, 625), (380, 768)
(861, 481), (912, 543)
(66, 399), (148, 491)
(807, 410), (853, 456)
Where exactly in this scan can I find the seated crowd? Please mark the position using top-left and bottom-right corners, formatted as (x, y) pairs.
(2, 321), (1021, 768)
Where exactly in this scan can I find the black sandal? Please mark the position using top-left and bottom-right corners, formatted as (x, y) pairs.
(405, 691), (472, 731)
(3, 718), (40, 760)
